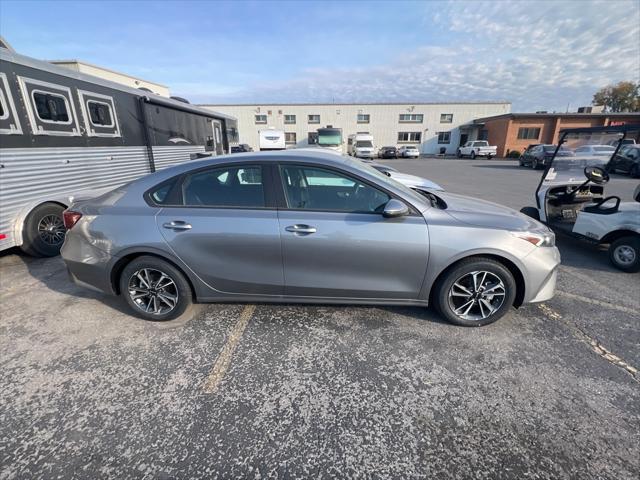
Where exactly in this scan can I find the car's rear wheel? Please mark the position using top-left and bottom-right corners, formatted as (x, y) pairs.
(630, 164), (640, 178)
(609, 236), (640, 273)
(21, 203), (67, 257)
(120, 256), (193, 321)
(433, 258), (516, 327)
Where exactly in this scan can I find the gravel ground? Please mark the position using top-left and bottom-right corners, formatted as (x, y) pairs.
(1, 158), (638, 479)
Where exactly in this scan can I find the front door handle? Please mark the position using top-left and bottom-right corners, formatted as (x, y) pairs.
(163, 221), (192, 231)
(285, 224), (317, 235)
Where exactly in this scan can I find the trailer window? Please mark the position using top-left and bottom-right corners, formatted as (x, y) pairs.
(33, 91), (70, 123)
(87, 100), (114, 127)
(0, 96), (5, 119)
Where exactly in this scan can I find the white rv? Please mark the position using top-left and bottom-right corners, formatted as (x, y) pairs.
(347, 133), (375, 158)
(259, 128), (286, 151)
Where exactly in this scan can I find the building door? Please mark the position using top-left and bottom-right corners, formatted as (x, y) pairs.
(459, 134), (468, 146)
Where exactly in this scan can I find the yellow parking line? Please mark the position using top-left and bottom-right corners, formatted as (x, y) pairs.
(557, 291), (639, 316)
(202, 304), (255, 393)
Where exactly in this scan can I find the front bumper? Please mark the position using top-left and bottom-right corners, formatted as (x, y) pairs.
(521, 245), (561, 304)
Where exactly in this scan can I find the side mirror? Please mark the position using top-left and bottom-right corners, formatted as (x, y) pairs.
(383, 199), (409, 218)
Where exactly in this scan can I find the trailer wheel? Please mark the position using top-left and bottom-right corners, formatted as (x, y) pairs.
(609, 236), (640, 273)
(21, 203), (67, 257)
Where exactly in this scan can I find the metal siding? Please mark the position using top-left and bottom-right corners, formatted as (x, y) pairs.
(151, 145), (207, 170)
(0, 146), (150, 249)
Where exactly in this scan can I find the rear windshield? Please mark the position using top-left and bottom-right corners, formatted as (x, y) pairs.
(473, 141), (489, 146)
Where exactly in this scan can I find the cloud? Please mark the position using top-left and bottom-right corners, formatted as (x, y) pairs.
(189, 0), (640, 111)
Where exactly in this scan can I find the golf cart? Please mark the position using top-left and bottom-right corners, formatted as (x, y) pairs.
(520, 125), (640, 273)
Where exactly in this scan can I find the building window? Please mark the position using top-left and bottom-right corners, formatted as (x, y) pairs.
(308, 132), (318, 144)
(397, 132), (422, 143)
(517, 127), (541, 140)
(479, 129), (489, 141)
(285, 132), (297, 144)
(357, 113), (370, 124)
(437, 132), (451, 144)
(87, 100), (114, 127)
(399, 113), (423, 123)
(255, 114), (267, 124)
(33, 91), (71, 123)
(284, 114), (296, 124)
(308, 114), (320, 124)
(440, 113), (453, 123)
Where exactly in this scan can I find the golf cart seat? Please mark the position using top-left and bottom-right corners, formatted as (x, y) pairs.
(583, 196), (621, 215)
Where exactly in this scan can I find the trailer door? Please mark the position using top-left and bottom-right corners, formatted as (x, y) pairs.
(212, 120), (224, 155)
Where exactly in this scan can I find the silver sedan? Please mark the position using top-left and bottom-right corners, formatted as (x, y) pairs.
(61, 151), (560, 326)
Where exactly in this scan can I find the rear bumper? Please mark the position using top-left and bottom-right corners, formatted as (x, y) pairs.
(61, 232), (116, 295)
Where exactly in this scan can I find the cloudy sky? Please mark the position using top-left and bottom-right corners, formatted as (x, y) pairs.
(1, 0), (638, 111)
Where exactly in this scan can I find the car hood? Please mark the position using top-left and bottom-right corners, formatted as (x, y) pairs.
(388, 171), (443, 191)
(436, 191), (541, 231)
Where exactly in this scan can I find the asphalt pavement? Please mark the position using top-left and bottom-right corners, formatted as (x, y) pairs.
(0, 158), (638, 479)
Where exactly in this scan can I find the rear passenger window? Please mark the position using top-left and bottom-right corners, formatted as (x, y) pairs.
(182, 165), (265, 208)
(150, 182), (175, 205)
(33, 91), (70, 123)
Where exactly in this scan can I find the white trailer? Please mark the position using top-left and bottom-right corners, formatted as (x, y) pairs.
(258, 128), (286, 151)
(347, 133), (375, 158)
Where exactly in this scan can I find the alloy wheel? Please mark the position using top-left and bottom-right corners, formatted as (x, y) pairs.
(447, 271), (506, 321)
(613, 245), (636, 266)
(128, 268), (179, 315)
(37, 214), (66, 245)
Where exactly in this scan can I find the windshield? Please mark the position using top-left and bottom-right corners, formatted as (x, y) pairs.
(318, 128), (342, 146)
(356, 141), (373, 148)
(543, 129), (638, 184)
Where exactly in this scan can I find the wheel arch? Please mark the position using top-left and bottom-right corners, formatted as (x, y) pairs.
(599, 229), (640, 244)
(429, 253), (526, 308)
(16, 200), (69, 245)
(110, 251), (198, 300)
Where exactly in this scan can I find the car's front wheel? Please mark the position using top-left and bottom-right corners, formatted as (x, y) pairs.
(470, 150), (476, 159)
(120, 256), (193, 321)
(433, 258), (516, 327)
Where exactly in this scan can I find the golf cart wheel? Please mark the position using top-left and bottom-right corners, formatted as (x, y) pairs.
(519, 206), (540, 221)
(120, 256), (193, 321)
(470, 150), (476, 159)
(20, 203), (67, 257)
(609, 236), (640, 273)
(432, 257), (516, 327)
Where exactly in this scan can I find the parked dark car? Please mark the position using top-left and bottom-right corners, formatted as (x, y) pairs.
(231, 143), (253, 153)
(611, 145), (640, 177)
(519, 144), (573, 169)
(378, 146), (397, 159)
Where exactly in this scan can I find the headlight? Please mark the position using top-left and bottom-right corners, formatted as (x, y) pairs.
(510, 228), (555, 247)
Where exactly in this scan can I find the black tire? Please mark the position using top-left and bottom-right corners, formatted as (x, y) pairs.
(456, 149), (462, 158)
(519, 206), (540, 220)
(532, 158), (539, 169)
(470, 150), (476, 159)
(609, 236), (640, 273)
(487, 155), (493, 160)
(119, 256), (193, 321)
(20, 203), (67, 257)
(630, 164), (640, 178)
(432, 257), (517, 327)
(518, 157), (525, 166)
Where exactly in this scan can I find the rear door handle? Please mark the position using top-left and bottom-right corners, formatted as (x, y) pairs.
(163, 221), (192, 231)
(285, 224), (317, 235)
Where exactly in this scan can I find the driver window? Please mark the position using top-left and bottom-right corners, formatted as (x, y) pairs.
(280, 165), (390, 213)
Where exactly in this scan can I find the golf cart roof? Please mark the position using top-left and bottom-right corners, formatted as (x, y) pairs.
(559, 124), (640, 135)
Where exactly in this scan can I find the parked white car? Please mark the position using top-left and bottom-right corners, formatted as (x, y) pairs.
(574, 145), (616, 156)
(457, 141), (497, 159)
(397, 146), (420, 158)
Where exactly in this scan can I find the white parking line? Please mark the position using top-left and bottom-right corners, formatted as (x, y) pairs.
(202, 304), (255, 393)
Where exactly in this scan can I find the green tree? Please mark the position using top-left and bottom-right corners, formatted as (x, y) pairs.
(593, 81), (640, 112)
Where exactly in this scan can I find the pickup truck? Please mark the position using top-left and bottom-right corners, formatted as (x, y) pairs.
(457, 141), (497, 159)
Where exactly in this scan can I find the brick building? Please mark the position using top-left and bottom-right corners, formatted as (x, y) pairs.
(466, 113), (640, 156)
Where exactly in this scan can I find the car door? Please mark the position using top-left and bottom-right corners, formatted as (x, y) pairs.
(156, 163), (284, 295)
(276, 163), (429, 299)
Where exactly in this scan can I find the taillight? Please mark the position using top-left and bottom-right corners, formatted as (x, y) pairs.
(63, 210), (82, 229)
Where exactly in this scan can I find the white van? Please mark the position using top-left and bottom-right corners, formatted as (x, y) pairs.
(259, 128), (286, 151)
(347, 133), (375, 158)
